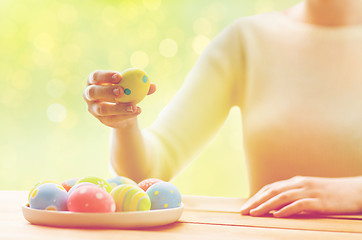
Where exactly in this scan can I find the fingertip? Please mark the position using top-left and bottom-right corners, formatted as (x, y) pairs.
(125, 104), (140, 113)
(240, 210), (249, 215)
(273, 208), (293, 218)
(273, 211), (284, 218)
(240, 206), (249, 215)
(147, 83), (156, 95)
(113, 88), (121, 97)
(249, 209), (259, 217)
(126, 105), (135, 113)
(84, 85), (94, 101)
(112, 73), (122, 83)
(88, 70), (98, 85)
(88, 70), (122, 85)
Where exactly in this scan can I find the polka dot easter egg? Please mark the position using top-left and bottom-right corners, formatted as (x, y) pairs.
(29, 183), (68, 211)
(28, 180), (57, 201)
(68, 182), (96, 196)
(107, 176), (137, 189)
(68, 185), (116, 213)
(77, 176), (112, 193)
(61, 178), (80, 192)
(111, 184), (151, 212)
(146, 182), (182, 210)
(115, 68), (151, 104)
(138, 178), (163, 192)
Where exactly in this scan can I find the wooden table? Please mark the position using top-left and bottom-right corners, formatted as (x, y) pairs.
(1, 191), (361, 239)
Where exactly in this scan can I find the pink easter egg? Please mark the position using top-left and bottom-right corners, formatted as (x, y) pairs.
(67, 185), (116, 213)
(138, 178), (163, 192)
(68, 182), (96, 196)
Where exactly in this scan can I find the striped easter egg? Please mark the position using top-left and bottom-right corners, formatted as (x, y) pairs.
(110, 184), (151, 212)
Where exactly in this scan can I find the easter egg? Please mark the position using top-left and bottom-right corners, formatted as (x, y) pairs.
(28, 180), (57, 201)
(110, 184), (151, 212)
(77, 176), (112, 193)
(29, 183), (68, 211)
(115, 68), (150, 104)
(68, 185), (116, 213)
(146, 182), (182, 210)
(138, 178), (163, 192)
(68, 182), (96, 196)
(61, 178), (80, 192)
(107, 176), (137, 189)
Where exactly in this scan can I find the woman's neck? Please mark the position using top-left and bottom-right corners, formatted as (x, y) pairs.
(284, 0), (362, 26)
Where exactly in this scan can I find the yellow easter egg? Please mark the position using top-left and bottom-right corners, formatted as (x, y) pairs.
(115, 68), (151, 104)
(110, 184), (151, 212)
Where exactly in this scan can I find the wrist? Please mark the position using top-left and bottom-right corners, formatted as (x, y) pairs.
(113, 117), (139, 131)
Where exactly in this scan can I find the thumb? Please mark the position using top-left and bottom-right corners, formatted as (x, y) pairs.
(147, 83), (156, 95)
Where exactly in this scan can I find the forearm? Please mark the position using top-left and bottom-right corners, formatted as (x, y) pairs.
(109, 20), (244, 183)
(110, 118), (152, 183)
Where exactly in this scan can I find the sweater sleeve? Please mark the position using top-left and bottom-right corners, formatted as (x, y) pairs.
(143, 20), (245, 180)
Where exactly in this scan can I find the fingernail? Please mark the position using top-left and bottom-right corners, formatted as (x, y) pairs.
(126, 106), (134, 112)
(112, 73), (121, 83)
(113, 88), (121, 96)
(240, 208), (247, 214)
(273, 211), (281, 218)
(250, 209), (259, 216)
(240, 210), (248, 215)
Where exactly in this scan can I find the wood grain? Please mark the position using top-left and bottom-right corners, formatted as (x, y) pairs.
(1, 191), (361, 240)
(180, 210), (362, 233)
(182, 195), (362, 219)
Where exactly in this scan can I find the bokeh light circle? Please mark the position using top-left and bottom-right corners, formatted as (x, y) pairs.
(130, 51), (149, 69)
(34, 32), (54, 52)
(46, 79), (66, 98)
(58, 4), (78, 24)
(47, 103), (67, 123)
(192, 35), (210, 55)
(159, 38), (178, 58)
(193, 18), (211, 36)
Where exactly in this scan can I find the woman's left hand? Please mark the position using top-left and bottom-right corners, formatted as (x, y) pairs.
(240, 176), (362, 218)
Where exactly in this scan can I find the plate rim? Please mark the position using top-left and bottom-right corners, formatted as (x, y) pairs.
(22, 202), (184, 229)
(22, 202), (184, 216)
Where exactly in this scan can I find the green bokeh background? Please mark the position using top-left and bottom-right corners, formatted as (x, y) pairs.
(0, 0), (298, 197)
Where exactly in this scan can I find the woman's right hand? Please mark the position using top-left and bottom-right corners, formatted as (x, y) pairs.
(83, 70), (156, 128)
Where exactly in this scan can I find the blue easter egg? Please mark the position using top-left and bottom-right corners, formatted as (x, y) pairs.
(29, 183), (68, 211)
(107, 176), (137, 189)
(146, 182), (182, 210)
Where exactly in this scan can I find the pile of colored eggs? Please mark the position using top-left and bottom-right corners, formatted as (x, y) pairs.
(28, 176), (182, 213)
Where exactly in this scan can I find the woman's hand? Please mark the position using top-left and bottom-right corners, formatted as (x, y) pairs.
(83, 70), (156, 128)
(240, 176), (362, 218)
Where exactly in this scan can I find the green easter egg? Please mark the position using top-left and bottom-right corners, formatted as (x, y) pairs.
(77, 176), (113, 193)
